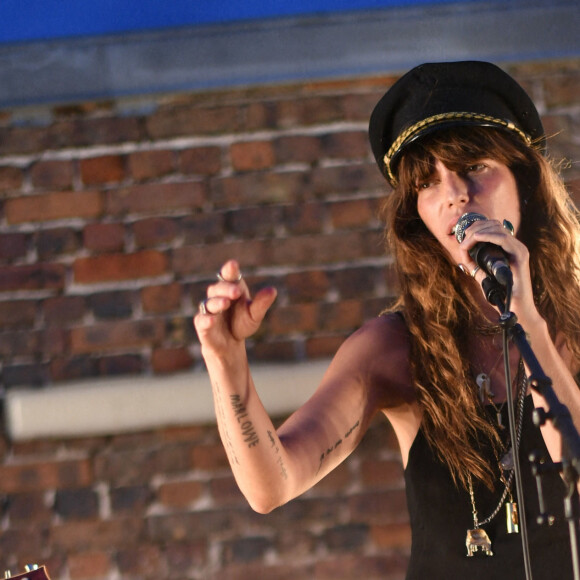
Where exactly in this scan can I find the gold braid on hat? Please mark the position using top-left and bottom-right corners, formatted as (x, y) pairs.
(383, 111), (532, 186)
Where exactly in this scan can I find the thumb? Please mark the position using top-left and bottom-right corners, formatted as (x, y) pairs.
(248, 286), (278, 323)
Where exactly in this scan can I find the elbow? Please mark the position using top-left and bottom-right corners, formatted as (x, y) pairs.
(243, 487), (287, 514)
(246, 495), (282, 514)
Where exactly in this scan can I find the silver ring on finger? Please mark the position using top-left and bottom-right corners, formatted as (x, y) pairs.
(217, 271), (243, 283)
(199, 298), (212, 316)
(470, 265), (480, 278)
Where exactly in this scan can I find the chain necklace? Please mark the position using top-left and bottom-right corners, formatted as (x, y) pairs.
(466, 358), (526, 557)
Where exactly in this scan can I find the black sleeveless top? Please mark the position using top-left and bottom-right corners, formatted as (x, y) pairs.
(404, 396), (575, 579)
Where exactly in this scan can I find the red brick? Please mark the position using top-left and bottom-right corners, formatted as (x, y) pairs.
(171, 239), (268, 276)
(129, 149), (175, 181)
(68, 550), (113, 580)
(210, 171), (303, 208)
(30, 159), (74, 190)
(0, 232), (29, 262)
(70, 319), (165, 354)
(0, 458), (93, 493)
(210, 475), (246, 506)
(117, 544), (165, 577)
(250, 339), (297, 361)
(274, 135), (321, 164)
(0, 300), (36, 327)
(5, 491), (52, 523)
(0, 125), (47, 155)
(321, 130), (369, 159)
(306, 163), (384, 198)
(51, 518), (143, 551)
(0, 331), (39, 357)
(544, 71), (580, 108)
(4, 191), (103, 224)
(181, 213), (226, 244)
(151, 347), (194, 373)
(0, 263), (66, 291)
(147, 103), (239, 139)
(73, 250), (167, 283)
(43, 295), (86, 327)
(80, 155), (125, 185)
(285, 270), (329, 303)
(318, 300), (363, 332)
(283, 202), (326, 235)
(158, 480), (204, 508)
(268, 303), (319, 335)
(269, 232), (370, 266)
(141, 282), (182, 314)
(0, 165), (24, 192)
(49, 116), (142, 148)
(49, 356), (97, 382)
(360, 459), (405, 487)
(106, 181), (205, 216)
(225, 205), (283, 238)
(230, 140), (275, 172)
(305, 335), (346, 359)
(94, 444), (193, 487)
(98, 354), (143, 377)
(83, 222), (126, 253)
(179, 146), (222, 175)
(36, 227), (80, 258)
(191, 443), (229, 471)
(133, 217), (180, 248)
(370, 522), (412, 549)
(330, 199), (374, 229)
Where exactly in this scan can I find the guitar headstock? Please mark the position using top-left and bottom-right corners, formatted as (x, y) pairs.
(4, 565), (50, 580)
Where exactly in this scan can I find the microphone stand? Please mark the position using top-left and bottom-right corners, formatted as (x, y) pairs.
(482, 276), (580, 580)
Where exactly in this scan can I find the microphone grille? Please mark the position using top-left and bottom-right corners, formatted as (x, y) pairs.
(454, 212), (487, 243)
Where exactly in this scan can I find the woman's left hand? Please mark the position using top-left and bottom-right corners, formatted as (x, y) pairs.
(458, 218), (541, 326)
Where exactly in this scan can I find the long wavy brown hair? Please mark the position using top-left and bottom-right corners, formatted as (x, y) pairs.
(382, 126), (580, 490)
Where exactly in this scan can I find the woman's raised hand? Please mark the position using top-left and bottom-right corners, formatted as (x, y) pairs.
(194, 260), (277, 356)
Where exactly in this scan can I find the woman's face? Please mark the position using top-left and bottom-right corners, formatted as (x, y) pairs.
(415, 157), (521, 266)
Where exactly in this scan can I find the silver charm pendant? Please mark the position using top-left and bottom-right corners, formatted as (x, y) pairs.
(466, 528), (494, 556)
(500, 449), (514, 471)
(476, 373), (492, 403)
(506, 502), (519, 534)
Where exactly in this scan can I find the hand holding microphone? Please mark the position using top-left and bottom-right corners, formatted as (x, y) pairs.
(454, 212), (514, 288)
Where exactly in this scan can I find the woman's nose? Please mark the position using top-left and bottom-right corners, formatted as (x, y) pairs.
(443, 170), (469, 206)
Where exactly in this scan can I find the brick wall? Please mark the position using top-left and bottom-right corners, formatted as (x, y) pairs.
(1, 57), (579, 579)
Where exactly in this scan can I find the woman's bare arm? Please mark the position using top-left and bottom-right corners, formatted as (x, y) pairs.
(195, 261), (414, 513)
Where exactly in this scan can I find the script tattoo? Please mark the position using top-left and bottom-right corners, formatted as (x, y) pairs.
(316, 419), (360, 474)
(230, 394), (260, 448)
(211, 379), (239, 466)
(267, 430), (288, 480)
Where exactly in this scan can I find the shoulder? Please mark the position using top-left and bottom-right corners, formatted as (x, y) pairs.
(331, 312), (415, 408)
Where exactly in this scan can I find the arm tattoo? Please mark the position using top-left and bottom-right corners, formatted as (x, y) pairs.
(230, 394), (260, 448)
(211, 378), (239, 465)
(267, 430), (288, 480)
(317, 419), (360, 474)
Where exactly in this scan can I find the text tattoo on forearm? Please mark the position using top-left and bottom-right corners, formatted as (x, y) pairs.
(317, 419), (360, 474)
(211, 379), (239, 465)
(267, 430), (288, 480)
(230, 394), (260, 448)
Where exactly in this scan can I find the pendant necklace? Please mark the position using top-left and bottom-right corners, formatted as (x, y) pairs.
(466, 358), (525, 557)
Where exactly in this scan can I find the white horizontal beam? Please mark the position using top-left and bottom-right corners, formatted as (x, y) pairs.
(4, 359), (330, 441)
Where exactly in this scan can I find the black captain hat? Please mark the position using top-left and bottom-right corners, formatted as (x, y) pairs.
(368, 61), (546, 187)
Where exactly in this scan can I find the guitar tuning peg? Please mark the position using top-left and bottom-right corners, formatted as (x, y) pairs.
(24, 567), (38, 573)
(5, 571), (12, 579)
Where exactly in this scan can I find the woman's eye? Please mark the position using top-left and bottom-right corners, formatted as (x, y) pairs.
(466, 163), (486, 173)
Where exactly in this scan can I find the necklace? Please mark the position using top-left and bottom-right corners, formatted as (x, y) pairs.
(466, 358), (526, 557)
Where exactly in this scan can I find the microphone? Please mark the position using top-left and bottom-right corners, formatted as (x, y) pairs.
(454, 212), (513, 287)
